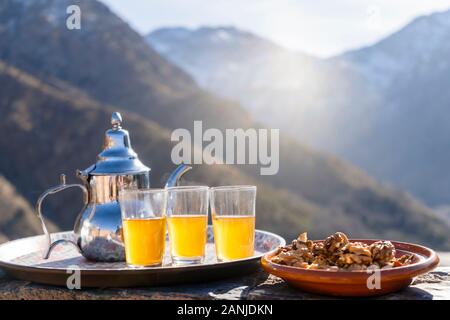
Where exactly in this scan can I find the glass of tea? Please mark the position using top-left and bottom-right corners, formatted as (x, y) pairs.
(119, 189), (167, 268)
(210, 186), (257, 261)
(166, 186), (209, 265)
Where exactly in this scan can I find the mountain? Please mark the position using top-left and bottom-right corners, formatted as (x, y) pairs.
(0, 0), (252, 132)
(335, 10), (450, 205)
(0, 0), (449, 249)
(147, 26), (367, 139)
(339, 10), (450, 91)
(147, 11), (450, 207)
(148, 26), (320, 117)
(0, 174), (58, 242)
(0, 59), (330, 242)
(146, 26), (380, 173)
(1, 58), (449, 248)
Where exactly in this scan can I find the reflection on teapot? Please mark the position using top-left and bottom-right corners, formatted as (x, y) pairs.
(36, 112), (191, 262)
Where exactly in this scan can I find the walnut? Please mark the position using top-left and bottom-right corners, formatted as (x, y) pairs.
(270, 251), (298, 265)
(312, 255), (328, 266)
(336, 253), (372, 267)
(297, 232), (308, 243)
(324, 232), (349, 253)
(370, 241), (396, 265)
(312, 242), (327, 256)
(292, 232), (314, 251)
(394, 254), (414, 267)
(270, 246), (313, 266)
(343, 242), (372, 257)
(294, 247), (314, 263)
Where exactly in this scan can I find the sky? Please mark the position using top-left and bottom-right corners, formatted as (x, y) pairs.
(102, 0), (450, 58)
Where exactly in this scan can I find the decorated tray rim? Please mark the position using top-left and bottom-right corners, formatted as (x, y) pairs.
(0, 228), (286, 273)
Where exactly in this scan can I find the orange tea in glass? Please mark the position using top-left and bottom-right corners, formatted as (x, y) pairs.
(212, 215), (255, 260)
(210, 186), (256, 261)
(119, 189), (167, 267)
(122, 217), (166, 267)
(167, 186), (209, 265)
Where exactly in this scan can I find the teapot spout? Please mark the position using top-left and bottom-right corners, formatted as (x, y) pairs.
(165, 164), (192, 188)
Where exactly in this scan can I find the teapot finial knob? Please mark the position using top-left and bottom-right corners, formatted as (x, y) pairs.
(111, 112), (122, 130)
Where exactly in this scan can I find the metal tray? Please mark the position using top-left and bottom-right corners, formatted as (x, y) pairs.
(0, 227), (285, 288)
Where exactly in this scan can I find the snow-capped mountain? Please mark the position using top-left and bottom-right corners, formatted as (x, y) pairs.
(148, 26), (372, 146)
(335, 9), (450, 205)
(338, 10), (450, 90)
(147, 9), (450, 206)
(149, 26), (324, 117)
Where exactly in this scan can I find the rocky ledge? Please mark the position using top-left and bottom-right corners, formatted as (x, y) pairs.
(0, 266), (448, 300)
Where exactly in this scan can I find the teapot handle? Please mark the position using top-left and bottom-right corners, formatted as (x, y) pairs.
(35, 174), (87, 259)
(165, 164), (192, 188)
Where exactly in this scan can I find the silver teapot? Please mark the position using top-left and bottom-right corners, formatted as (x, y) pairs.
(36, 112), (191, 262)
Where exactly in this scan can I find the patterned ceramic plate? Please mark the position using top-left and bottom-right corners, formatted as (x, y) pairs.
(0, 227), (285, 287)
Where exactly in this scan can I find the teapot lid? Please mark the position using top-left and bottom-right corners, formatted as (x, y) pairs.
(80, 112), (150, 176)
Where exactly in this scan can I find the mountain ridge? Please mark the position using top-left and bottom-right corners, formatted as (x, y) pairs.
(0, 59), (337, 241)
(0, 0), (449, 249)
(147, 9), (450, 207)
(1, 58), (448, 247)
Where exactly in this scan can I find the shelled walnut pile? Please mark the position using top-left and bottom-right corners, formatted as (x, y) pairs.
(271, 232), (414, 271)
